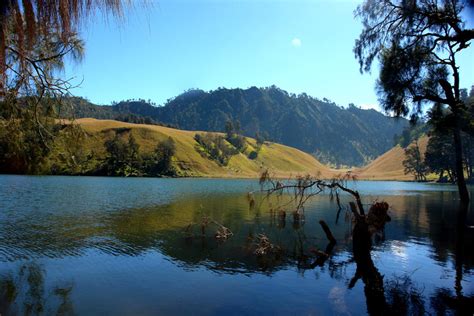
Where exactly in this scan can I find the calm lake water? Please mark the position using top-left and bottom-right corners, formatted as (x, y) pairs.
(0, 175), (473, 315)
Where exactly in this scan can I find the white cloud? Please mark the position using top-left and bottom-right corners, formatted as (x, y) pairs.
(291, 38), (302, 47)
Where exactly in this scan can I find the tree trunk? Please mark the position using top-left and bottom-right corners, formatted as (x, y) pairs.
(455, 204), (467, 298)
(447, 169), (455, 183)
(438, 169), (445, 182)
(467, 139), (473, 182)
(453, 122), (470, 207)
(350, 219), (387, 314)
(352, 220), (371, 262)
(469, 157), (473, 183)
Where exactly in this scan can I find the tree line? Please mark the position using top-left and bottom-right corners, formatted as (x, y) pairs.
(0, 121), (177, 177)
(403, 87), (474, 183)
(194, 119), (265, 166)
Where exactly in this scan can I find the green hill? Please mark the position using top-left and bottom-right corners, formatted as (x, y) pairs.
(64, 86), (408, 167)
(58, 118), (336, 178)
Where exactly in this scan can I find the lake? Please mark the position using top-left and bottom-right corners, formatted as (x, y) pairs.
(0, 175), (473, 315)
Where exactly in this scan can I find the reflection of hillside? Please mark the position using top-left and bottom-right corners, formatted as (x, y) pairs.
(104, 192), (474, 274)
(0, 192), (355, 270)
(0, 187), (473, 315)
(107, 194), (355, 273)
(1, 190), (472, 273)
(156, 193), (419, 274)
(0, 193), (255, 260)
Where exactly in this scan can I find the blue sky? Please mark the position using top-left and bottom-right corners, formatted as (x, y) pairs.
(65, 0), (474, 111)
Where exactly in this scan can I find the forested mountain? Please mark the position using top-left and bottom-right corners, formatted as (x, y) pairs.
(66, 86), (408, 166)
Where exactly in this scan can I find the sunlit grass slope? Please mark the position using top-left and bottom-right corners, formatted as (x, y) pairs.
(75, 118), (335, 178)
(354, 136), (429, 181)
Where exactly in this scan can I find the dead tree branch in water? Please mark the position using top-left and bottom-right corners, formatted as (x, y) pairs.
(258, 171), (390, 228)
(256, 171), (391, 264)
(184, 216), (233, 241)
(257, 170), (395, 311)
(253, 234), (281, 256)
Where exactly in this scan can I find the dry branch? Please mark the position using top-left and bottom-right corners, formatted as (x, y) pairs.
(319, 220), (336, 244)
(184, 216), (233, 241)
(253, 234), (280, 256)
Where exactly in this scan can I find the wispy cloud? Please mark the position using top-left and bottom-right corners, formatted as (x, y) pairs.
(291, 38), (302, 47)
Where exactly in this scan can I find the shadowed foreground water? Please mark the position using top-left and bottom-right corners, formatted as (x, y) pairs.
(0, 176), (473, 315)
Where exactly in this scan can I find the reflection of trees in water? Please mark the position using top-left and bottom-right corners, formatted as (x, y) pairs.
(0, 263), (75, 315)
(427, 197), (474, 270)
(3, 191), (471, 269)
(384, 277), (426, 315)
(55, 286), (74, 316)
(384, 191), (474, 267)
(352, 200), (473, 315)
(386, 192), (474, 313)
(171, 211), (354, 273)
(431, 287), (474, 315)
(346, 249), (428, 315)
(0, 192), (473, 314)
(0, 193), (254, 260)
(164, 191), (446, 314)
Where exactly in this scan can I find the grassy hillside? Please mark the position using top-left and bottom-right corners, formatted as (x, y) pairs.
(353, 136), (429, 181)
(72, 118), (336, 178)
(64, 86), (408, 167)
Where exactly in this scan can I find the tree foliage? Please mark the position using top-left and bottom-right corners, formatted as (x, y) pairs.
(355, 0), (473, 115)
(144, 137), (176, 176)
(394, 123), (429, 148)
(194, 133), (238, 166)
(0, 0), (126, 96)
(403, 141), (427, 181)
(104, 132), (141, 177)
(425, 133), (457, 182)
(355, 0), (474, 204)
(102, 132), (177, 177)
(0, 1), (130, 178)
(49, 123), (97, 175)
(248, 150), (258, 160)
(424, 89), (474, 182)
(0, 110), (56, 174)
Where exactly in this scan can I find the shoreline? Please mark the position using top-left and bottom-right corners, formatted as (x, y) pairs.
(0, 172), (455, 184)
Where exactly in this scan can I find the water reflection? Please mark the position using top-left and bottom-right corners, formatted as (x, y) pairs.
(0, 176), (473, 314)
(0, 263), (75, 315)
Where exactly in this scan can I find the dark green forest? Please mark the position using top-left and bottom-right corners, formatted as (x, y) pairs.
(63, 86), (408, 167)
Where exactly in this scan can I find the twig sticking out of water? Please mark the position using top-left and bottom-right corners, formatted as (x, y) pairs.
(214, 221), (233, 240)
(184, 216), (233, 241)
(253, 234), (281, 256)
(247, 192), (256, 210)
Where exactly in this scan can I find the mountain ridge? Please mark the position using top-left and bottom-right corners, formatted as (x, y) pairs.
(63, 86), (408, 167)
